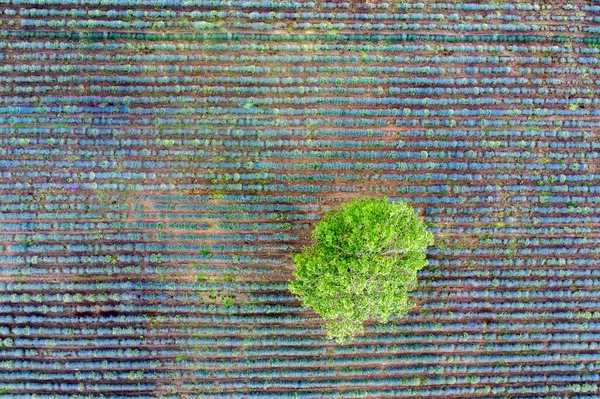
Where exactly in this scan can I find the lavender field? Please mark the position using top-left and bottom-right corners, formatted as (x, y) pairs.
(1, 0), (600, 397)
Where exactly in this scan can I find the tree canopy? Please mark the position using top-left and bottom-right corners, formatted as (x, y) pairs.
(288, 197), (434, 342)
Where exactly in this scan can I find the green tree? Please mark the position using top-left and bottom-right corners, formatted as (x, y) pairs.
(289, 197), (434, 342)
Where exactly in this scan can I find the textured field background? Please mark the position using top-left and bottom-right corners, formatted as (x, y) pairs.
(2, 0), (600, 397)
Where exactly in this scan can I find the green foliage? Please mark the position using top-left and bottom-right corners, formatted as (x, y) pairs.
(223, 296), (234, 307)
(289, 197), (434, 343)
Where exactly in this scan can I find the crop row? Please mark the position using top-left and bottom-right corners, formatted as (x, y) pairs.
(0, 126), (593, 140)
(13, 18), (586, 33)
(3, 29), (600, 45)
(4, 115), (599, 129)
(0, 60), (595, 73)
(2, 96), (598, 110)
(9, 8), (587, 21)
(3, 0), (595, 12)
(3, 41), (594, 55)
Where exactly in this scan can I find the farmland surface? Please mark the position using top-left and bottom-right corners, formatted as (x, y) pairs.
(1, 0), (600, 397)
